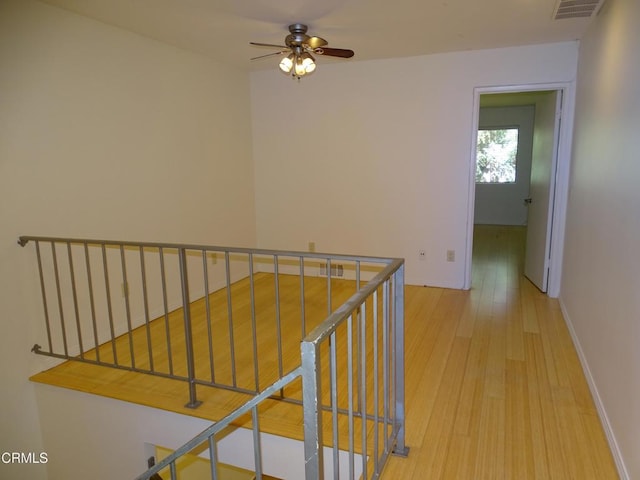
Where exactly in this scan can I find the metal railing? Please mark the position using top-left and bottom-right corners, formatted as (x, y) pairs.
(20, 235), (407, 479)
(301, 259), (408, 479)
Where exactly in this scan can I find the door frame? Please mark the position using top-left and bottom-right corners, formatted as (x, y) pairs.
(463, 82), (576, 297)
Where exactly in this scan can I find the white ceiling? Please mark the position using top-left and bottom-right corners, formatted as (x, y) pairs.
(39, 0), (596, 71)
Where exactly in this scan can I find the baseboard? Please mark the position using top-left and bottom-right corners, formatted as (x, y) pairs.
(558, 299), (630, 480)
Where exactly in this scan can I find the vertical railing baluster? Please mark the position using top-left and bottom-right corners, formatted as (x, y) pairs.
(120, 245), (136, 369)
(101, 244), (118, 364)
(209, 435), (218, 480)
(159, 247), (173, 376)
(35, 241), (53, 353)
(299, 256), (306, 337)
(360, 300), (367, 480)
(225, 251), (237, 388)
(330, 330), (340, 479)
(347, 313), (355, 479)
(391, 276), (397, 425)
(273, 256), (284, 385)
(139, 247), (154, 372)
(178, 247), (200, 408)
(383, 279), (390, 454)
(252, 405), (263, 480)
(327, 254), (336, 471)
(84, 243), (99, 362)
(373, 288), (380, 475)
(355, 264), (362, 418)
(202, 251), (215, 384)
(67, 242), (84, 358)
(326, 258), (332, 315)
(249, 253), (260, 392)
(392, 265), (408, 456)
(51, 242), (68, 357)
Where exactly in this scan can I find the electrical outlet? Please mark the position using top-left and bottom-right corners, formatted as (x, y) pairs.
(446, 250), (455, 262)
(419, 250), (426, 261)
(308, 241), (316, 253)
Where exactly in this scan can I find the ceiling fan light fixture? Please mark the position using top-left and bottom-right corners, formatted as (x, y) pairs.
(301, 52), (316, 73)
(293, 52), (316, 77)
(250, 24), (354, 80)
(279, 53), (294, 73)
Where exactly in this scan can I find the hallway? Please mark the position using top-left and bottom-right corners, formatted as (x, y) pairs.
(380, 225), (618, 478)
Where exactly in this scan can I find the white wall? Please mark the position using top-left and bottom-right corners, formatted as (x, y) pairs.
(0, 1), (256, 479)
(560, 0), (640, 477)
(474, 105), (535, 225)
(250, 42), (578, 288)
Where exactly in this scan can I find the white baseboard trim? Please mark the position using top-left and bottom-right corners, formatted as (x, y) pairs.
(558, 299), (629, 480)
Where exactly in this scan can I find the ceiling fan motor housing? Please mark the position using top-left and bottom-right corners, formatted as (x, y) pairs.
(285, 23), (309, 47)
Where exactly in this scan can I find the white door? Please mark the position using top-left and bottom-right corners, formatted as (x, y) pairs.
(524, 91), (562, 292)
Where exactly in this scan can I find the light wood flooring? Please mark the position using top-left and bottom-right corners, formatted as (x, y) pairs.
(30, 225), (619, 479)
(380, 225), (618, 479)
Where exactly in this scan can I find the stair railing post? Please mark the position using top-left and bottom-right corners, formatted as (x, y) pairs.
(301, 339), (323, 480)
(179, 247), (201, 408)
(392, 263), (409, 456)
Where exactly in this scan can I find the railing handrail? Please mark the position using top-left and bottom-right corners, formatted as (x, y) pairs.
(18, 235), (399, 265)
(134, 366), (302, 480)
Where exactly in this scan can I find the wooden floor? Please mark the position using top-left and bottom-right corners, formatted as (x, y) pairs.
(31, 225), (619, 479)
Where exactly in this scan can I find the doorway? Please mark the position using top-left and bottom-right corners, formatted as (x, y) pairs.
(464, 84), (575, 297)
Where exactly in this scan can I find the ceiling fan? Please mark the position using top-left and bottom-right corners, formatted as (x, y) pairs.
(250, 24), (355, 79)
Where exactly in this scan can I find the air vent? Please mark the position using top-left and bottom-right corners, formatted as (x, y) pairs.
(553, 0), (606, 19)
(319, 263), (344, 277)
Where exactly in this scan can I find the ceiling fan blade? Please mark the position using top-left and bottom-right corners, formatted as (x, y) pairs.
(305, 36), (328, 49)
(251, 50), (288, 61)
(315, 47), (355, 58)
(250, 42), (288, 49)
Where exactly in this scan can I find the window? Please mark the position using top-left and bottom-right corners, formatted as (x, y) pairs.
(476, 128), (519, 183)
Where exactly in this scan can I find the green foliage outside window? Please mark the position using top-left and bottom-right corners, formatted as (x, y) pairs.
(476, 128), (519, 183)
